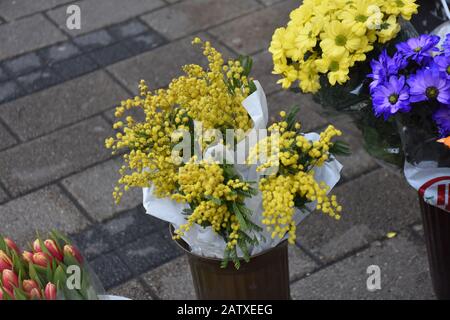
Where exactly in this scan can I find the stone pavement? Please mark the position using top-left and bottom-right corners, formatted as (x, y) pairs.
(0, 0), (436, 299)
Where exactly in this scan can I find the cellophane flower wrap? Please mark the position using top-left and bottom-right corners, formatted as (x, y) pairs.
(106, 38), (349, 268)
(269, 0), (419, 169)
(368, 33), (450, 211)
(0, 231), (104, 300)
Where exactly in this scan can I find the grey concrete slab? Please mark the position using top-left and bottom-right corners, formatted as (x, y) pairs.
(296, 169), (421, 263)
(0, 0), (73, 20)
(0, 14), (67, 60)
(141, 0), (261, 40)
(209, 0), (298, 55)
(1, 71), (126, 141)
(0, 122), (17, 151)
(47, 0), (165, 36)
(291, 235), (435, 300)
(108, 279), (154, 300)
(61, 158), (142, 222)
(0, 185), (90, 247)
(0, 117), (113, 196)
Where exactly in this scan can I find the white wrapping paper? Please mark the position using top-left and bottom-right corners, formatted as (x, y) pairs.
(143, 81), (343, 258)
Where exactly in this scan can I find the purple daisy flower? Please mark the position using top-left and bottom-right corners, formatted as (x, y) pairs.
(396, 34), (440, 64)
(433, 106), (450, 136)
(443, 34), (450, 57)
(368, 51), (406, 93)
(372, 76), (411, 120)
(408, 68), (450, 104)
(433, 55), (450, 78)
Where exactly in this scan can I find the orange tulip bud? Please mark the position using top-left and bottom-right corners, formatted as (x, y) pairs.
(22, 279), (40, 294)
(63, 245), (83, 264)
(4, 238), (19, 254)
(2, 269), (19, 291)
(44, 240), (63, 262)
(32, 252), (51, 268)
(32, 239), (42, 253)
(29, 288), (42, 299)
(0, 250), (13, 272)
(22, 251), (33, 263)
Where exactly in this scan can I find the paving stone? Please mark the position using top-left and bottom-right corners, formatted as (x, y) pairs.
(288, 245), (318, 281)
(141, 0), (261, 40)
(142, 255), (196, 300)
(38, 42), (82, 66)
(1, 71), (124, 141)
(119, 231), (183, 275)
(267, 90), (328, 132)
(251, 51), (281, 95)
(47, 0), (165, 36)
(17, 68), (61, 93)
(296, 169), (421, 263)
(0, 186), (8, 204)
(209, 0), (298, 55)
(0, 66), (8, 82)
(331, 117), (379, 181)
(0, 14), (67, 60)
(0, 122), (17, 151)
(0, 117), (113, 196)
(3, 52), (42, 76)
(108, 279), (153, 300)
(0, 186), (90, 247)
(108, 35), (231, 93)
(73, 30), (115, 52)
(0, 0), (73, 20)
(122, 32), (167, 56)
(61, 158), (143, 222)
(51, 54), (99, 81)
(89, 42), (133, 67)
(291, 236), (435, 300)
(89, 252), (132, 290)
(0, 80), (23, 104)
(412, 224), (424, 240)
(259, 0), (285, 6)
(107, 19), (149, 40)
(102, 206), (167, 247)
(70, 225), (113, 260)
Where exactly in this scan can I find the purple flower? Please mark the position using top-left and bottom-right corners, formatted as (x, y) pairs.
(433, 55), (450, 78)
(433, 106), (450, 136)
(408, 68), (450, 104)
(368, 51), (406, 93)
(372, 76), (411, 119)
(443, 34), (450, 57)
(396, 34), (440, 64)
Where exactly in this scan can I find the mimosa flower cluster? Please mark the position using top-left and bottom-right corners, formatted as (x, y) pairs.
(107, 39), (264, 267)
(269, 0), (418, 93)
(369, 34), (450, 137)
(106, 38), (255, 202)
(0, 232), (98, 300)
(107, 39), (348, 268)
(248, 111), (348, 244)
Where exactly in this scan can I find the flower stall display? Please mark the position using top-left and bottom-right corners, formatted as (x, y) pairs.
(269, 0), (419, 168)
(368, 33), (450, 299)
(0, 231), (103, 300)
(106, 38), (349, 299)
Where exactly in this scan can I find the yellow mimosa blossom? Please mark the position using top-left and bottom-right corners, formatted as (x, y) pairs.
(269, 0), (418, 92)
(249, 117), (344, 244)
